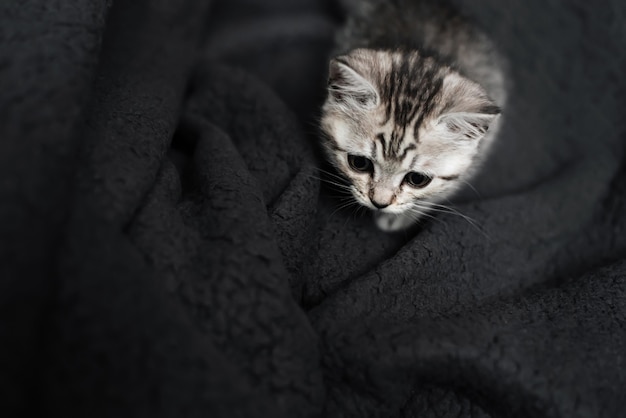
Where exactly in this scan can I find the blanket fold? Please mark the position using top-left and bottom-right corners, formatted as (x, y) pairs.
(1, 0), (624, 417)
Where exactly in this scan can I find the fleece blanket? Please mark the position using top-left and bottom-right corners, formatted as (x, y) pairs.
(1, 0), (625, 416)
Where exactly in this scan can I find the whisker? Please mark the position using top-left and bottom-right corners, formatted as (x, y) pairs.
(322, 182), (352, 191)
(317, 180), (353, 192)
(328, 199), (360, 221)
(306, 173), (353, 192)
(316, 167), (349, 183)
(411, 201), (490, 239)
(413, 203), (476, 225)
(341, 201), (364, 230)
(327, 195), (356, 202)
(457, 179), (481, 198)
(334, 199), (359, 212)
(406, 208), (442, 225)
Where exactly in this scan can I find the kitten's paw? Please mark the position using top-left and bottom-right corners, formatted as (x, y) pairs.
(374, 212), (415, 232)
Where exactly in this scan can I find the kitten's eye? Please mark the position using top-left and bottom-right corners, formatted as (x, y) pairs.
(347, 154), (373, 173)
(404, 172), (432, 188)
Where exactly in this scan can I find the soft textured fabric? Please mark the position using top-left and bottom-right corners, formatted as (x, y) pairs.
(1, 0), (624, 417)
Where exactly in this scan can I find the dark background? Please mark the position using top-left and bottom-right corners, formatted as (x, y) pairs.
(1, 0), (624, 417)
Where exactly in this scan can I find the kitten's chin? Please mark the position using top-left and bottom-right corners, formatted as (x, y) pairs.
(374, 211), (415, 232)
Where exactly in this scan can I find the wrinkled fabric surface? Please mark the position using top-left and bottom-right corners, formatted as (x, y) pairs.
(1, 0), (625, 417)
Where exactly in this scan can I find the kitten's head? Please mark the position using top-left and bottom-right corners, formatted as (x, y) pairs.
(320, 48), (500, 227)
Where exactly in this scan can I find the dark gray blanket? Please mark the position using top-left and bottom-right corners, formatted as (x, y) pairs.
(1, 0), (625, 416)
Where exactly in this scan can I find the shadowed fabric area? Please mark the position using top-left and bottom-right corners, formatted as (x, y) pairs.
(1, 0), (625, 417)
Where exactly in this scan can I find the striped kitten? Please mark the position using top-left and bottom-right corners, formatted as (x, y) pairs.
(320, 0), (505, 231)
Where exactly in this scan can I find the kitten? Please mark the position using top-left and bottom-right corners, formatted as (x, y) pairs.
(320, 0), (505, 232)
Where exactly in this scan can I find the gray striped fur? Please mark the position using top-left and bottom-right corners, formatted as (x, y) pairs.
(320, 0), (506, 231)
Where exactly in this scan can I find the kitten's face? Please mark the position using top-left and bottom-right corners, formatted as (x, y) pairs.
(320, 49), (500, 230)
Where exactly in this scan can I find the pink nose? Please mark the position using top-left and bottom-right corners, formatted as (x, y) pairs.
(369, 186), (394, 209)
(371, 200), (389, 209)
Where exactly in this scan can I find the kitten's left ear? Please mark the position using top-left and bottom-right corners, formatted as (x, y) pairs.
(327, 57), (379, 110)
(436, 110), (500, 141)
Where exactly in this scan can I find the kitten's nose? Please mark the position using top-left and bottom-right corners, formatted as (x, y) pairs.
(371, 200), (389, 209)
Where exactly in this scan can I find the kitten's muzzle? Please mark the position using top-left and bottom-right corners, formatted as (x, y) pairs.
(369, 185), (395, 210)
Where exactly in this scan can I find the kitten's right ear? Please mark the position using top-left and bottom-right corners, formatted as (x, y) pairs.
(436, 111), (499, 141)
(328, 58), (379, 110)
